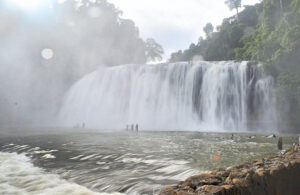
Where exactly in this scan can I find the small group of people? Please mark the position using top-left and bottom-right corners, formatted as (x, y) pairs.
(126, 124), (139, 132)
(74, 122), (85, 129)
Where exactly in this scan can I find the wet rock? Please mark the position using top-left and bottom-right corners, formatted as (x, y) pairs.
(284, 162), (292, 169)
(228, 171), (246, 179)
(251, 159), (259, 164)
(197, 185), (224, 194)
(253, 159), (265, 167)
(232, 178), (247, 187)
(216, 170), (229, 178)
(244, 173), (253, 182)
(221, 184), (233, 190)
(159, 150), (300, 195)
(226, 166), (233, 171)
(185, 173), (222, 187)
(256, 170), (266, 177)
(286, 151), (293, 155)
(224, 176), (232, 184)
(241, 169), (250, 174)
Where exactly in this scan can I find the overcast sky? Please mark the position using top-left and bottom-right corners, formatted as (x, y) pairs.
(108, 0), (261, 58)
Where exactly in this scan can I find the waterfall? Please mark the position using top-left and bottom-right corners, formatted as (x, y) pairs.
(58, 61), (277, 132)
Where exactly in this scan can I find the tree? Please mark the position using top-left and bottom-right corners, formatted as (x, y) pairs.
(225, 0), (242, 22)
(145, 38), (164, 62)
(203, 23), (214, 38)
(0, 0), (163, 126)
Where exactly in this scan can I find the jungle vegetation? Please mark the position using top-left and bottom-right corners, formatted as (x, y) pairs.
(170, 0), (300, 131)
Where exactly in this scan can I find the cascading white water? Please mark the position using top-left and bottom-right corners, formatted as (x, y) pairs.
(59, 61), (276, 131)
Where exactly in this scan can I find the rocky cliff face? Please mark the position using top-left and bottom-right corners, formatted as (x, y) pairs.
(159, 147), (300, 195)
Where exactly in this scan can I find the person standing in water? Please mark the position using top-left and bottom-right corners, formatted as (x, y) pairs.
(278, 137), (283, 150)
(131, 124), (134, 131)
(136, 124), (139, 132)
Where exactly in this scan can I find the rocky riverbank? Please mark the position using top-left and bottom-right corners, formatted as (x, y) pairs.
(159, 146), (300, 195)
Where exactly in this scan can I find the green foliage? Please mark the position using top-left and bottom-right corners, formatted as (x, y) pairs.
(225, 0), (242, 11)
(169, 0), (300, 131)
(145, 38), (164, 62)
(170, 3), (260, 62)
(225, 0), (242, 20)
(203, 23), (214, 38)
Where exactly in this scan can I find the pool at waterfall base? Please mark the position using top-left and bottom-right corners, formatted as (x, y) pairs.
(0, 130), (295, 195)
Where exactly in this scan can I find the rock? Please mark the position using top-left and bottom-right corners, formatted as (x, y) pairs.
(256, 170), (266, 177)
(251, 159), (259, 164)
(241, 169), (250, 174)
(253, 161), (264, 166)
(159, 186), (176, 195)
(228, 171), (245, 179)
(245, 173), (252, 182)
(280, 149), (287, 155)
(216, 170), (229, 178)
(186, 174), (222, 187)
(270, 167), (279, 176)
(159, 149), (300, 195)
(284, 162), (292, 169)
(290, 160), (300, 166)
(221, 185), (233, 190)
(226, 166), (233, 171)
(225, 176), (231, 184)
(198, 185), (224, 194)
(232, 178), (247, 187)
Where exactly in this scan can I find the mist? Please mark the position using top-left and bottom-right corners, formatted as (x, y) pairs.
(0, 0), (161, 128)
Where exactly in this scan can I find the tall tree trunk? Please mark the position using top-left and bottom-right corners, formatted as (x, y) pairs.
(236, 7), (239, 22)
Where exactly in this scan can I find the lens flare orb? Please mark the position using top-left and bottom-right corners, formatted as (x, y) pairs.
(41, 48), (54, 60)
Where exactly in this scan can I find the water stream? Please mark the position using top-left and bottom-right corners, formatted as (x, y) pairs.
(59, 61), (276, 131)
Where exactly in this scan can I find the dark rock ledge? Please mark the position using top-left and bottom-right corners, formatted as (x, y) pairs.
(159, 147), (300, 195)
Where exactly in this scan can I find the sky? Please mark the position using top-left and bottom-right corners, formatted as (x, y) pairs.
(108, 0), (261, 58)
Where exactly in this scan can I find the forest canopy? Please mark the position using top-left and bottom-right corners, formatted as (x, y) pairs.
(169, 0), (300, 131)
(0, 0), (164, 126)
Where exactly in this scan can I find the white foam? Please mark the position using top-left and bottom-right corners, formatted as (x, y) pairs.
(0, 152), (124, 195)
(121, 158), (142, 163)
(80, 154), (98, 161)
(96, 161), (106, 165)
(41, 154), (56, 159)
(70, 154), (84, 160)
(34, 150), (58, 154)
